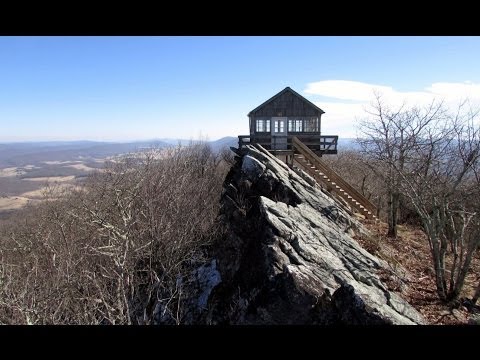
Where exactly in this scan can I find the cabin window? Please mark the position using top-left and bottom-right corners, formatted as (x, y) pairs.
(304, 117), (319, 132)
(288, 118), (303, 132)
(295, 119), (303, 132)
(273, 120), (284, 133)
(255, 119), (270, 132)
(286, 117), (319, 132)
(256, 120), (264, 132)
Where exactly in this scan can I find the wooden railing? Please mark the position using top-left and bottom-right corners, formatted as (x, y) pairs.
(292, 136), (377, 218)
(319, 135), (338, 153)
(238, 134), (338, 154)
(238, 135), (269, 148)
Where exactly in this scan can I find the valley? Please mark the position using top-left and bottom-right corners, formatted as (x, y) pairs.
(0, 137), (237, 219)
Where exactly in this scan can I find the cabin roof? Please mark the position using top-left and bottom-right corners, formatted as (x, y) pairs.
(248, 86), (325, 116)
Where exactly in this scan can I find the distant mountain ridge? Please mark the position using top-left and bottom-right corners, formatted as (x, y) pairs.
(0, 137), (238, 168)
(337, 138), (360, 151)
(0, 136), (361, 168)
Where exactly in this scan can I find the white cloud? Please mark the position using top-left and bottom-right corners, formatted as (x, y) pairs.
(426, 82), (480, 100)
(305, 80), (393, 102)
(304, 80), (480, 138)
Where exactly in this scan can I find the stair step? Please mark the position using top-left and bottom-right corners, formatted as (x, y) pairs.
(293, 140), (377, 220)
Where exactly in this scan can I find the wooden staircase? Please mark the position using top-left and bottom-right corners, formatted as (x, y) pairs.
(291, 136), (378, 220)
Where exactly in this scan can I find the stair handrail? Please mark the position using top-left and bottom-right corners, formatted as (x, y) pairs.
(292, 136), (377, 216)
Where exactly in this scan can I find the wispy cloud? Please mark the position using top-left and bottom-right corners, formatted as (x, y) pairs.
(304, 80), (480, 138)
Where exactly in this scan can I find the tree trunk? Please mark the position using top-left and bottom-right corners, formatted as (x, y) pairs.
(433, 256), (448, 301)
(376, 197), (381, 219)
(449, 246), (476, 301)
(387, 192), (399, 238)
(427, 227), (448, 302)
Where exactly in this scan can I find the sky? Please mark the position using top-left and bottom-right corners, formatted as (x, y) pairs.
(1, 36), (480, 142)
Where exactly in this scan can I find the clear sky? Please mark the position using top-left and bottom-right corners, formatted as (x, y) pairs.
(1, 36), (480, 142)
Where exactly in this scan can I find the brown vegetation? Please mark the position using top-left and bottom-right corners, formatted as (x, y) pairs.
(0, 142), (232, 324)
(356, 221), (480, 324)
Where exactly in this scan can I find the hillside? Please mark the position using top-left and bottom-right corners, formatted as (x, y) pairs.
(1, 141), (478, 324)
(356, 221), (480, 324)
(188, 144), (479, 324)
(196, 144), (424, 324)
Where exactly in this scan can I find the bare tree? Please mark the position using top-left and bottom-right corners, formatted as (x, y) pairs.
(358, 93), (447, 237)
(359, 94), (480, 302)
(391, 102), (480, 302)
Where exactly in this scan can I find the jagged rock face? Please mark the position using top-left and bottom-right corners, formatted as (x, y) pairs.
(203, 145), (425, 325)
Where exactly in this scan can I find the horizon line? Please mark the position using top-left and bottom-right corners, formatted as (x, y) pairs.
(0, 135), (243, 144)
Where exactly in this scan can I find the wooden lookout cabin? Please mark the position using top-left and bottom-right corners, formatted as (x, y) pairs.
(238, 87), (378, 221)
(238, 86), (338, 156)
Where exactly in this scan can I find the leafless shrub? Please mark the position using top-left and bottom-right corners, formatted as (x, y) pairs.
(0, 141), (231, 324)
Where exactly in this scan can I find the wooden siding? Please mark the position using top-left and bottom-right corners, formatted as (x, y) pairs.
(249, 89), (322, 117)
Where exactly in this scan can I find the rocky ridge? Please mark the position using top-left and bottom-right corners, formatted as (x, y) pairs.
(163, 144), (426, 325)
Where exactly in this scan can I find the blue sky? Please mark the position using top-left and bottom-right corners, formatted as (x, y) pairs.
(1, 36), (480, 142)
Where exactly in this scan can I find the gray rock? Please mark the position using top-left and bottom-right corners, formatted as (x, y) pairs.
(203, 144), (425, 325)
(468, 313), (480, 325)
(195, 260), (222, 310)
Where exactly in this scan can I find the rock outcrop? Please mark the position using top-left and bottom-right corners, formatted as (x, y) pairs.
(201, 144), (425, 325)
